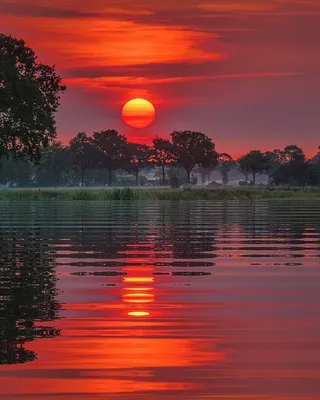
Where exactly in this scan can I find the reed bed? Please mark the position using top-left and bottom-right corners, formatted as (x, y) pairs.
(1, 187), (320, 201)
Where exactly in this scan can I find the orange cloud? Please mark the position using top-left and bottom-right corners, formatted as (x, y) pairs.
(198, 2), (276, 12)
(0, 14), (222, 69)
(63, 72), (301, 96)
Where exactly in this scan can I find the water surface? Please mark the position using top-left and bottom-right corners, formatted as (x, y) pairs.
(1, 200), (320, 399)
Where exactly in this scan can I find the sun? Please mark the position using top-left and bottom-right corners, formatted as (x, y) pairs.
(122, 98), (156, 129)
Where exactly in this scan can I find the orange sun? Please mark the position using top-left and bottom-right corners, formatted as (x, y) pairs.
(122, 98), (156, 129)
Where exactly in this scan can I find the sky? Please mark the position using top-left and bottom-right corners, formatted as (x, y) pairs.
(1, 0), (320, 155)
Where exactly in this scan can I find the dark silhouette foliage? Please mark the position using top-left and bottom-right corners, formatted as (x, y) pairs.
(0, 34), (66, 162)
(171, 131), (218, 182)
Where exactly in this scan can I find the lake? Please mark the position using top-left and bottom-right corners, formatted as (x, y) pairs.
(1, 200), (320, 399)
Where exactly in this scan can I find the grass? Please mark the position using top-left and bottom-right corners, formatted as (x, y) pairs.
(1, 186), (320, 201)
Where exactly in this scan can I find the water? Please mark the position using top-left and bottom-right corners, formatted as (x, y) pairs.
(1, 200), (320, 400)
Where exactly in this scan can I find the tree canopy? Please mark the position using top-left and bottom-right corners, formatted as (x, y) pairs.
(171, 131), (218, 182)
(237, 150), (266, 185)
(35, 142), (70, 186)
(218, 153), (234, 186)
(150, 137), (177, 183)
(92, 130), (129, 186)
(127, 143), (152, 185)
(0, 34), (66, 162)
(69, 132), (97, 187)
(283, 145), (305, 165)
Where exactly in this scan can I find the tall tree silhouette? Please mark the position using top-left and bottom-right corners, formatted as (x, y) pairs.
(263, 149), (285, 184)
(127, 143), (152, 186)
(92, 130), (129, 186)
(218, 153), (235, 186)
(151, 137), (177, 184)
(238, 150), (266, 185)
(34, 142), (70, 186)
(0, 34), (66, 163)
(69, 132), (97, 187)
(171, 131), (218, 183)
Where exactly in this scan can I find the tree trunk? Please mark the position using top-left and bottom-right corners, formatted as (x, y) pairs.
(108, 169), (112, 186)
(252, 172), (256, 185)
(187, 170), (191, 183)
(81, 167), (85, 187)
(222, 170), (228, 186)
(135, 169), (139, 186)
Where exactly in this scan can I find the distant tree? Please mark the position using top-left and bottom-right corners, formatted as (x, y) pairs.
(127, 143), (152, 185)
(237, 150), (266, 185)
(151, 137), (176, 184)
(309, 149), (320, 165)
(92, 130), (129, 186)
(263, 149), (285, 184)
(0, 34), (66, 163)
(283, 145), (305, 165)
(269, 145), (307, 186)
(0, 158), (33, 187)
(171, 131), (218, 183)
(69, 132), (97, 187)
(218, 153), (235, 186)
(237, 162), (250, 182)
(34, 142), (70, 186)
(272, 162), (320, 186)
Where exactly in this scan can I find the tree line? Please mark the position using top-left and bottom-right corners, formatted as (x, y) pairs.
(1, 131), (320, 187)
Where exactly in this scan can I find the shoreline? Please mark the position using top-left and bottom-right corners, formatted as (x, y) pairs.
(1, 187), (320, 200)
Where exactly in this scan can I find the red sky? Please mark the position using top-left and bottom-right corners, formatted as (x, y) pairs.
(1, 0), (320, 155)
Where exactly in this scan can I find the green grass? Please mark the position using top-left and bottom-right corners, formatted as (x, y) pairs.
(1, 186), (320, 201)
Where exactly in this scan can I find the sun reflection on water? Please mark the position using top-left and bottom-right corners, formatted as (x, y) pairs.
(122, 265), (155, 317)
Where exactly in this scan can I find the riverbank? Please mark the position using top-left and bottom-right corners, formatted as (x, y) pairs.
(1, 187), (320, 200)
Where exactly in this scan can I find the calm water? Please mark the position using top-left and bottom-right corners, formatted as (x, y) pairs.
(1, 200), (320, 400)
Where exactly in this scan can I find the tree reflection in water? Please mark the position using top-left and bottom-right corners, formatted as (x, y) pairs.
(0, 229), (61, 364)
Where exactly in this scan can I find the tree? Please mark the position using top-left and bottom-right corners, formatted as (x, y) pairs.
(151, 137), (176, 184)
(283, 145), (305, 165)
(69, 132), (97, 187)
(272, 162), (320, 186)
(34, 142), (70, 186)
(0, 157), (33, 187)
(218, 153), (235, 186)
(309, 148), (320, 165)
(92, 130), (129, 186)
(269, 145), (307, 186)
(237, 150), (266, 185)
(171, 131), (218, 183)
(263, 149), (285, 184)
(0, 34), (66, 163)
(127, 143), (152, 185)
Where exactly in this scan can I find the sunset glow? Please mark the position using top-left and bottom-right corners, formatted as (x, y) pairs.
(122, 98), (156, 129)
(1, 0), (319, 152)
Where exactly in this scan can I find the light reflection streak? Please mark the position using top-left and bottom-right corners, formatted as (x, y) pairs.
(122, 256), (155, 317)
